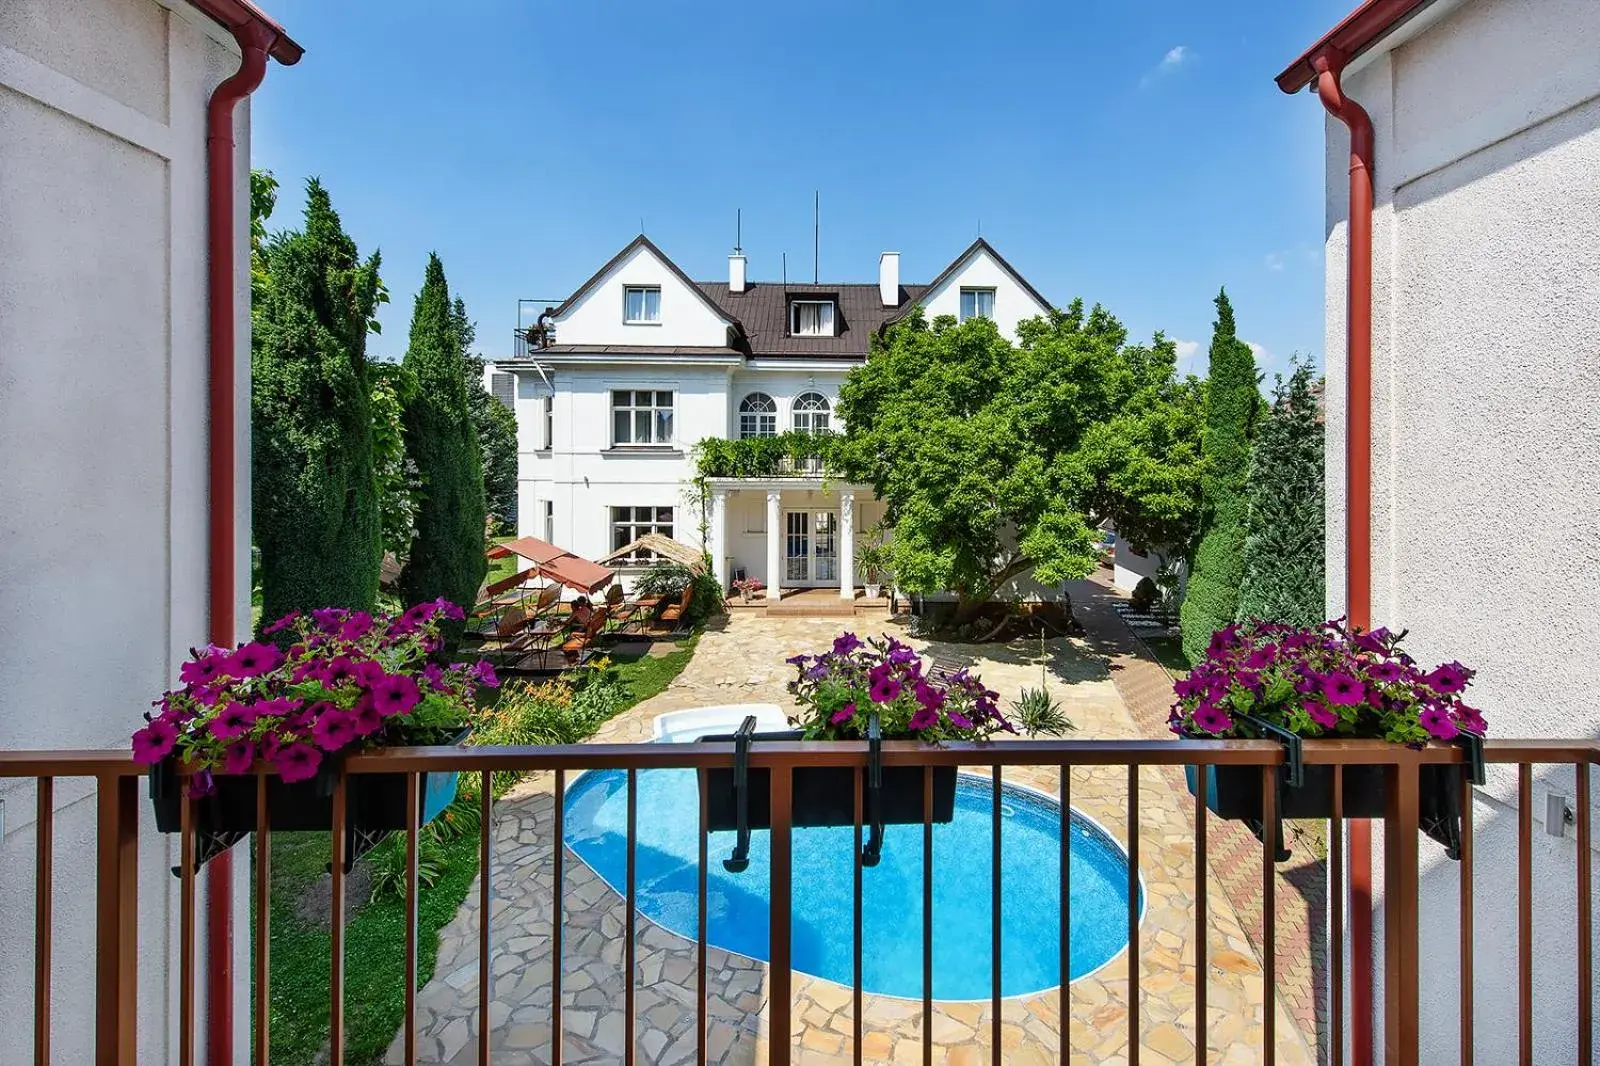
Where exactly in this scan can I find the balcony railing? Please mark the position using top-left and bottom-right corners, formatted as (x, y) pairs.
(694, 432), (843, 480)
(2, 738), (1594, 1066)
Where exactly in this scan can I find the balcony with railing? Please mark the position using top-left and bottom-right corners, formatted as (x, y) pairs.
(4, 734), (1595, 1066)
(693, 432), (844, 482)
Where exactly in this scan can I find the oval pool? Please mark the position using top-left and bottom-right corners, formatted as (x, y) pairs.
(562, 769), (1139, 999)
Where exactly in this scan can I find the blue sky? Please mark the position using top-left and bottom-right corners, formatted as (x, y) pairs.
(251, 0), (1350, 380)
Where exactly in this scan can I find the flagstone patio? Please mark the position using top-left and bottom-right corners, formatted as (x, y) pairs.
(388, 611), (1315, 1065)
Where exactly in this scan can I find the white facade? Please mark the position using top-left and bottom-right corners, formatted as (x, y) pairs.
(0, 0), (258, 1060)
(1316, 1), (1600, 1060)
(491, 238), (1050, 600)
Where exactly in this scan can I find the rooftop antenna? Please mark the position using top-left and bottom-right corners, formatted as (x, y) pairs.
(782, 252), (787, 286)
(735, 208), (742, 253)
(640, 216), (645, 234)
(813, 190), (819, 284)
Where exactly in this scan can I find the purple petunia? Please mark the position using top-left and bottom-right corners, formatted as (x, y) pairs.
(1419, 705), (1459, 740)
(470, 661), (500, 688)
(311, 710), (358, 752)
(352, 703), (384, 737)
(1321, 672), (1366, 706)
(908, 706), (939, 731)
(868, 673), (902, 704)
(261, 610), (301, 636)
(1191, 704), (1234, 735)
(1303, 700), (1339, 730)
(831, 703), (857, 726)
(227, 642), (284, 679)
(221, 739), (256, 775)
(208, 702), (254, 742)
(1368, 661), (1405, 684)
(371, 673), (422, 718)
(179, 649), (231, 687)
(1425, 662), (1470, 695)
(832, 632), (862, 656)
(131, 718), (179, 764)
(273, 742), (323, 784)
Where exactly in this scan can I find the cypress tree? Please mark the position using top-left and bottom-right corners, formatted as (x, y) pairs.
(1236, 361), (1325, 625)
(1179, 289), (1258, 662)
(252, 178), (384, 624)
(453, 298), (519, 533)
(398, 254), (488, 620)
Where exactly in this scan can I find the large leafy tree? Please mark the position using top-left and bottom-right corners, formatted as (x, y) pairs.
(1180, 289), (1260, 661)
(1236, 360), (1325, 625)
(453, 298), (518, 533)
(252, 178), (387, 623)
(398, 254), (487, 618)
(837, 303), (1204, 621)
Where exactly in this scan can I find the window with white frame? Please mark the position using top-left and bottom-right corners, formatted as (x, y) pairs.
(738, 392), (777, 438)
(541, 394), (554, 450)
(792, 391), (831, 434)
(623, 285), (662, 324)
(610, 505), (674, 562)
(543, 500), (554, 542)
(790, 300), (835, 337)
(611, 390), (674, 447)
(959, 287), (995, 322)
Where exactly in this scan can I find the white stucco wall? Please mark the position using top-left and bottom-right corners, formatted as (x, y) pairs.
(1320, 1), (1600, 1059)
(916, 244), (1051, 341)
(0, 1), (255, 1061)
(549, 240), (733, 348)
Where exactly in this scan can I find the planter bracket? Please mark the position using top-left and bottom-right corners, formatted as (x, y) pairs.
(862, 713), (885, 867)
(722, 715), (758, 873)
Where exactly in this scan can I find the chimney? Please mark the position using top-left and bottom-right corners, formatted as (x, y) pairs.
(878, 251), (900, 306)
(729, 253), (748, 294)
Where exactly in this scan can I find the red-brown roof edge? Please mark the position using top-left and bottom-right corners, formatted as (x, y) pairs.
(550, 234), (745, 335)
(187, 0), (304, 65)
(1275, 0), (1439, 94)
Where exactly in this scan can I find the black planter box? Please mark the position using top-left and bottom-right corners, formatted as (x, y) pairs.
(1186, 756), (1470, 860)
(149, 730), (468, 870)
(698, 729), (957, 831)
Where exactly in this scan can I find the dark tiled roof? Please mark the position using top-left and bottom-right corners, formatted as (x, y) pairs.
(696, 282), (926, 359)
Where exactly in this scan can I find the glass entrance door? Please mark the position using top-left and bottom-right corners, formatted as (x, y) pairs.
(785, 512), (810, 582)
(813, 512), (838, 583)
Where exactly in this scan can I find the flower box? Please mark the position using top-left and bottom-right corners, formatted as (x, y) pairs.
(699, 728), (958, 830)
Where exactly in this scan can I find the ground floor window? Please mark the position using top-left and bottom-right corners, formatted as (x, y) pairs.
(611, 505), (674, 562)
(543, 500), (554, 543)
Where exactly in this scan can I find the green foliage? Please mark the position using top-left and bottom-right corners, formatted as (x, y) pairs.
(1237, 359), (1326, 625)
(693, 431), (844, 479)
(1130, 576), (1160, 613)
(855, 522), (892, 583)
(1011, 687), (1075, 737)
(836, 303), (1204, 619)
(631, 562), (723, 624)
(369, 360), (420, 556)
(423, 793), (482, 844)
(1180, 288), (1261, 662)
(365, 832), (446, 903)
(465, 356), (518, 535)
(249, 168), (277, 309)
(252, 178), (386, 624)
(397, 255), (488, 625)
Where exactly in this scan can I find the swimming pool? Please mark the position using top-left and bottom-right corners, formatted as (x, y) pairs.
(562, 768), (1140, 1000)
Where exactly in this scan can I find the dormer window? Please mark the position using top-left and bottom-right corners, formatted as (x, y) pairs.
(790, 300), (835, 337)
(623, 285), (661, 324)
(959, 287), (995, 322)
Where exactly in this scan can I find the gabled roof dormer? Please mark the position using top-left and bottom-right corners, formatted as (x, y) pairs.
(885, 238), (1051, 334)
(546, 235), (744, 353)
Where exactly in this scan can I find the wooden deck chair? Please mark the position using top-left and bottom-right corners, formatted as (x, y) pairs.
(657, 584), (695, 632)
(560, 606), (610, 664)
(602, 583), (646, 634)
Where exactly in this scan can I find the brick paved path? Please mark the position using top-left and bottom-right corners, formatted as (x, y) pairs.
(1067, 572), (1330, 1064)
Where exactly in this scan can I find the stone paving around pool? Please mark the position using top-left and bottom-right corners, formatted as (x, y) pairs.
(388, 612), (1315, 1065)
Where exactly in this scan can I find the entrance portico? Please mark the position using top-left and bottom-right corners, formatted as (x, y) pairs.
(705, 478), (877, 602)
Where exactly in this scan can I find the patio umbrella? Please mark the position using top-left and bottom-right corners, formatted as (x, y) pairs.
(502, 536), (614, 595)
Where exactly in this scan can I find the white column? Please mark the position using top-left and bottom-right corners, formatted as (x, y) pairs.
(765, 490), (782, 602)
(709, 488), (728, 593)
(839, 491), (855, 599)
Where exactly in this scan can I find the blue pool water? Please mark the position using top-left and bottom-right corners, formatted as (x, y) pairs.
(562, 769), (1139, 999)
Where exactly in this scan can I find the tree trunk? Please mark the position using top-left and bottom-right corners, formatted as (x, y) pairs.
(949, 556), (1035, 625)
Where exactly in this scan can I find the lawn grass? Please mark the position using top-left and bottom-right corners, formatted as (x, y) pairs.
(483, 535), (519, 587)
(259, 626), (701, 1064)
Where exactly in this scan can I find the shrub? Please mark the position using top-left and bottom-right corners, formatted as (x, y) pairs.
(1236, 360), (1325, 625)
(366, 832), (446, 902)
(425, 794), (482, 844)
(630, 562), (723, 625)
(1011, 687), (1074, 737)
(471, 677), (603, 794)
(1130, 577), (1160, 613)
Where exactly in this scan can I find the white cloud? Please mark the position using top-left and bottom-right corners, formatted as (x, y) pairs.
(1173, 338), (1200, 374)
(1264, 252), (1285, 272)
(1142, 45), (1190, 87)
(1245, 340), (1270, 365)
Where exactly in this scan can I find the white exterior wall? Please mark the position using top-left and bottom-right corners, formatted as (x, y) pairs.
(916, 245), (1051, 341)
(550, 242), (732, 347)
(1320, 1), (1600, 1060)
(0, 1), (254, 1061)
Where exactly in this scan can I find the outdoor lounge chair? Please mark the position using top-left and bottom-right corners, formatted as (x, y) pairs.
(601, 583), (648, 634)
(657, 584), (695, 632)
(560, 606), (610, 663)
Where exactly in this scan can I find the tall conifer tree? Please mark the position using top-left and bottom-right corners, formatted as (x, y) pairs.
(1236, 361), (1325, 625)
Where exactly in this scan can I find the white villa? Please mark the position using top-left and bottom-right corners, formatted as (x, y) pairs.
(485, 235), (1053, 602)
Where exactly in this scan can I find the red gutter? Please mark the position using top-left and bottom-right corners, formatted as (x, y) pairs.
(1275, 0), (1439, 94)
(188, 2), (300, 1062)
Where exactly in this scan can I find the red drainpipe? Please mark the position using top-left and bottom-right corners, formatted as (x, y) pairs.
(1313, 48), (1377, 1066)
(204, 20), (275, 1065)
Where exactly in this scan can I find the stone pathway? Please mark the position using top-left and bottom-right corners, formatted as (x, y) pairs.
(389, 611), (1316, 1065)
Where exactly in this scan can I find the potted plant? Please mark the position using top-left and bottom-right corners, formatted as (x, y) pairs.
(700, 632), (1013, 833)
(132, 600), (499, 867)
(732, 576), (765, 603)
(1169, 619), (1485, 858)
(855, 525), (890, 600)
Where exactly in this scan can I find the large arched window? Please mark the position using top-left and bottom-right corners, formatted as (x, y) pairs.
(792, 392), (831, 434)
(738, 392), (777, 438)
